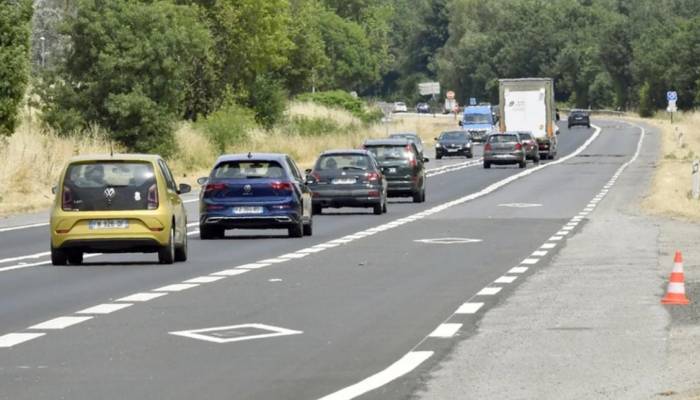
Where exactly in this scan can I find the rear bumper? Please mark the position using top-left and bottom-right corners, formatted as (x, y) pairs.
(483, 153), (524, 164)
(386, 180), (418, 195)
(200, 215), (299, 229)
(57, 238), (163, 253)
(436, 148), (471, 156)
(568, 119), (590, 127)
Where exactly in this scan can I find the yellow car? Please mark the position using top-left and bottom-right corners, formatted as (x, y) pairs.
(50, 154), (190, 265)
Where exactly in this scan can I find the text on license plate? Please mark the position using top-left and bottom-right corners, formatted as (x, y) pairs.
(234, 206), (263, 214)
(89, 219), (129, 230)
(447, 148), (458, 152)
(388, 168), (397, 173)
(332, 178), (356, 184)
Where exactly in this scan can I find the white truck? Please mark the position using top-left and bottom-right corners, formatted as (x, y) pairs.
(498, 78), (560, 160)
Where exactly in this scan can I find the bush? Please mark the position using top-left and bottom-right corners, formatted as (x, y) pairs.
(196, 102), (257, 153)
(0, 0), (33, 136)
(295, 90), (382, 124)
(287, 116), (344, 136)
(638, 82), (655, 118)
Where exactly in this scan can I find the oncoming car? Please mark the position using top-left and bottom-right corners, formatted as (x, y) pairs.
(198, 153), (312, 239)
(50, 154), (191, 265)
(435, 130), (473, 159)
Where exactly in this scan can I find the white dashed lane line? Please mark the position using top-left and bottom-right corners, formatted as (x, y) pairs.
(117, 292), (168, 302)
(508, 267), (529, 274)
(455, 302), (484, 315)
(494, 276), (518, 284)
(477, 287), (502, 296)
(211, 269), (250, 276)
(0, 333), (46, 348)
(428, 323), (462, 338)
(184, 276), (226, 284)
(77, 303), (133, 315)
(154, 283), (199, 292)
(29, 316), (93, 330)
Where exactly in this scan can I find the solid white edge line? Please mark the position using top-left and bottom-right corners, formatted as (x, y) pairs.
(0, 332), (46, 348)
(0, 251), (51, 265)
(29, 316), (93, 330)
(0, 222), (49, 233)
(428, 323), (462, 338)
(153, 283), (199, 292)
(317, 351), (433, 400)
(184, 276), (226, 284)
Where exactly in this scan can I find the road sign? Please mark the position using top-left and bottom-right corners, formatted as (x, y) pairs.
(667, 91), (678, 102)
(469, 97), (477, 106)
(446, 90), (455, 100)
(418, 82), (440, 96)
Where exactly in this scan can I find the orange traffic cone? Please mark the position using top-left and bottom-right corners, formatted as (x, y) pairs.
(661, 251), (690, 305)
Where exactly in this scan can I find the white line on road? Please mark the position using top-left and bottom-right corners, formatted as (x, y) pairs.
(428, 323), (462, 338)
(317, 351), (433, 400)
(117, 292), (168, 302)
(183, 276), (226, 284)
(0, 333), (46, 348)
(508, 267), (529, 274)
(211, 269), (250, 276)
(549, 236), (563, 241)
(0, 222), (49, 233)
(494, 276), (518, 284)
(477, 287), (502, 296)
(77, 303), (133, 315)
(455, 302), (484, 314)
(521, 258), (539, 265)
(541, 243), (557, 249)
(153, 283), (199, 292)
(29, 316), (93, 330)
(0, 251), (51, 265)
(532, 250), (548, 257)
(235, 263), (271, 270)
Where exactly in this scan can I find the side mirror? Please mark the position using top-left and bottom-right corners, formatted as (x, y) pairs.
(423, 157), (430, 163)
(51, 186), (57, 194)
(196, 177), (208, 185)
(305, 168), (312, 174)
(178, 183), (192, 195)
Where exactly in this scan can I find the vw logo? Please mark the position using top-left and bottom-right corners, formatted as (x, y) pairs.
(243, 184), (252, 193)
(104, 187), (116, 199)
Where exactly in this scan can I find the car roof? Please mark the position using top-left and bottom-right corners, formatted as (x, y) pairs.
(441, 130), (468, 135)
(463, 105), (492, 114)
(319, 149), (372, 156)
(364, 138), (412, 146)
(215, 153), (289, 163)
(67, 153), (162, 163)
(390, 132), (419, 137)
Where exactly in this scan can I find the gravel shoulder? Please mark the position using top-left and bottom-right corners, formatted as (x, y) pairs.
(418, 121), (700, 399)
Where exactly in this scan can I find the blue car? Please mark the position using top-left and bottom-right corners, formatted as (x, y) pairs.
(197, 153), (313, 239)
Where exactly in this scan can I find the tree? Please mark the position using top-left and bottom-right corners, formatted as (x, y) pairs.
(0, 0), (33, 136)
(39, 0), (214, 155)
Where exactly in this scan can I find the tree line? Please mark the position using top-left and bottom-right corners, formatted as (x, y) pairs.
(1, 0), (699, 152)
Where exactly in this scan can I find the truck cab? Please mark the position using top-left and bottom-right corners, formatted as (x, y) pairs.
(459, 105), (497, 142)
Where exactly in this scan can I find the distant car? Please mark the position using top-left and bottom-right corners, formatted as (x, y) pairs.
(416, 103), (430, 113)
(393, 102), (408, 113)
(483, 133), (526, 169)
(197, 153), (313, 239)
(305, 150), (387, 215)
(568, 109), (591, 129)
(389, 132), (424, 157)
(516, 131), (540, 163)
(50, 154), (190, 265)
(435, 130), (473, 159)
(363, 138), (428, 203)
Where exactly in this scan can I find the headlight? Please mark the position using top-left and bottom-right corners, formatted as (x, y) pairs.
(466, 142), (472, 148)
(435, 143), (441, 148)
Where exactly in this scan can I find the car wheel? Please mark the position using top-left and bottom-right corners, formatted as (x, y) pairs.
(175, 229), (188, 262)
(467, 152), (473, 159)
(303, 217), (313, 236)
(587, 124), (591, 128)
(421, 189), (426, 203)
(200, 225), (223, 240)
(312, 204), (322, 215)
(534, 155), (541, 164)
(373, 203), (383, 215)
(158, 226), (175, 264)
(412, 190), (422, 203)
(483, 161), (491, 169)
(51, 246), (68, 266)
(519, 160), (526, 169)
(436, 154), (442, 160)
(382, 198), (388, 213)
(289, 218), (303, 238)
(68, 250), (83, 265)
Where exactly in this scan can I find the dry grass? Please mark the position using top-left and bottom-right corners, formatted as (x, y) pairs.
(640, 112), (700, 221)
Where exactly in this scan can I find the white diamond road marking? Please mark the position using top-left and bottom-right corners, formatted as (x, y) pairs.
(414, 237), (482, 245)
(77, 303), (133, 315)
(0, 333), (46, 348)
(117, 292), (168, 302)
(477, 287), (502, 296)
(495, 276), (517, 284)
(184, 276), (226, 284)
(154, 283), (199, 292)
(428, 323), (462, 338)
(170, 323), (302, 344)
(508, 267), (529, 274)
(29, 316), (93, 330)
(455, 302), (484, 314)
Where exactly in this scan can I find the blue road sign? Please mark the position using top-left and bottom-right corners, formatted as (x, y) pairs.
(667, 91), (678, 102)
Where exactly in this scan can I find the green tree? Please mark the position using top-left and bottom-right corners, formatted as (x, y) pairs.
(0, 0), (33, 136)
(39, 0), (213, 155)
(282, 0), (329, 94)
(638, 81), (654, 117)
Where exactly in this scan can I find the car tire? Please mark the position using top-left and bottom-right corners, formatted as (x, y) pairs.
(289, 218), (303, 238)
(68, 250), (83, 265)
(534, 155), (540, 164)
(483, 161), (491, 169)
(519, 160), (526, 169)
(421, 189), (426, 203)
(382, 198), (388, 213)
(436, 154), (442, 160)
(467, 152), (473, 159)
(587, 124), (591, 128)
(312, 204), (322, 215)
(200, 225), (223, 240)
(303, 218), (313, 236)
(373, 203), (383, 215)
(158, 226), (175, 264)
(175, 229), (188, 262)
(51, 246), (68, 266)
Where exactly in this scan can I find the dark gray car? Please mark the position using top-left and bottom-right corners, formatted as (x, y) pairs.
(435, 130), (473, 159)
(483, 133), (526, 169)
(306, 150), (388, 215)
(516, 131), (540, 163)
(389, 132), (424, 158)
(363, 138), (428, 203)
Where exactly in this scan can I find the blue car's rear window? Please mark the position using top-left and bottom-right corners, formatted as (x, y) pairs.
(213, 161), (286, 179)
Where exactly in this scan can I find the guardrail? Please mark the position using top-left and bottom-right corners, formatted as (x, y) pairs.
(559, 108), (625, 116)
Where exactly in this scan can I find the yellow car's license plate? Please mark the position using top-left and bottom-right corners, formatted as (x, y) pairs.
(89, 219), (129, 230)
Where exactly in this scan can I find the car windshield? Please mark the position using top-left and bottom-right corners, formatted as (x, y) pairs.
(489, 135), (519, 143)
(365, 145), (413, 162)
(441, 132), (469, 141)
(63, 161), (156, 211)
(463, 114), (492, 124)
(316, 154), (372, 172)
(212, 161), (285, 179)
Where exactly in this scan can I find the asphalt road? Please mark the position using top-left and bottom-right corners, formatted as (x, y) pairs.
(0, 121), (644, 400)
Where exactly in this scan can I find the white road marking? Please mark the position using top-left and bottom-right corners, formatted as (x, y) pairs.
(211, 269), (250, 277)
(258, 258), (289, 264)
(495, 276), (518, 284)
(268, 278), (283, 282)
(295, 248), (326, 254)
(556, 230), (569, 235)
(428, 323), (462, 338)
(541, 243), (557, 249)
(456, 302), (484, 314)
(498, 203), (542, 208)
(414, 237), (482, 245)
(508, 266), (529, 274)
(184, 276), (226, 284)
(278, 253), (308, 259)
(549, 236), (564, 241)
(0, 333), (46, 348)
(186, 230), (200, 236)
(0, 222), (49, 233)
(521, 258), (539, 265)
(0, 253), (102, 273)
(532, 250), (548, 257)
(117, 292), (168, 302)
(29, 316), (93, 330)
(153, 283), (199, 292)
(77, 303), (133, 315)
(170, 323), (302, 344)
(0, 252), (51, 265)
(477, 287), (502, 296)
(235, 263), (270, 269)
(317, 351), (433, 400)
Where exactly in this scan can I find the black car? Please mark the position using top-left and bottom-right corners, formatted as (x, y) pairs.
(389, 132), (424, 158)
(305, 150), (388, 215)
(416, 103), (430, 113)
(435, 130), (473, 159)
(363, 138), (428, 203)
(568, 109), (591, 129)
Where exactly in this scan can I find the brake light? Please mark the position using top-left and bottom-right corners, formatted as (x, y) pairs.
(409, 158), (417, 168)
(514, 143), (522, 150)
(61, 186), (73, 211)
(147, 184), (159, 210)
(365, 172), (380, 182)
(484, 143), (492, 151)
(271, 181), (293, 193)
(368, 190), (380, 197)
(206, 204), (225, 211)
(204, 183), (226, 192)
